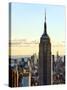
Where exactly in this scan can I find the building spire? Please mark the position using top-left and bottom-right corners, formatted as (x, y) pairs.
(44, 10), (47, 35)
(45, 10), (46, 22)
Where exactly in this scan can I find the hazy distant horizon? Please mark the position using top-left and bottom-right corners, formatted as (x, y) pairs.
(10, 38), (65, 56)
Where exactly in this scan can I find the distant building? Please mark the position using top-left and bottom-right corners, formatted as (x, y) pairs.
(31, 53), (38, 67)
(9, 56), (32, 87)
(9, 57), (19, 87)
(39, 12), (51, 85)
(31, 54), (39, 86)
(52, 53), (65, 84)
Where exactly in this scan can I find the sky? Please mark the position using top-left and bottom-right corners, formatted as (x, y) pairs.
(10, 3), (65, 56)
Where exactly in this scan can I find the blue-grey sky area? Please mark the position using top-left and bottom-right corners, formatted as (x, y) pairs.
(10, 3), (65, 56)
(11, 3), (65, 43)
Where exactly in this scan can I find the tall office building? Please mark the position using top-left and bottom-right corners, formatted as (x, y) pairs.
(39, 12), (51, 85)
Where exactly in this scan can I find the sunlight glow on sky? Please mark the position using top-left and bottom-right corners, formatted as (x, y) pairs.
(10, 3), (65, 56)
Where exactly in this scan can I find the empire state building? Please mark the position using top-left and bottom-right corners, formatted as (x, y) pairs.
(39, 12), (51, 85)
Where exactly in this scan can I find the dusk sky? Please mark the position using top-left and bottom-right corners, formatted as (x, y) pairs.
(11, 3), (65, 56)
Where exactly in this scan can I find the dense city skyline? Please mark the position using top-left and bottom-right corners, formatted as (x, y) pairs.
(9, 3), (65, 87)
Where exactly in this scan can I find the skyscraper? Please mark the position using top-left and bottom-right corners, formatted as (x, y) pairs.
(39, 11), (51, 85)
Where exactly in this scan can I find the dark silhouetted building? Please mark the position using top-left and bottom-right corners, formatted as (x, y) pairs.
(39, 12), (51, 85)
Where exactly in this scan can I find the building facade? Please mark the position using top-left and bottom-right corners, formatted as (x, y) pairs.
(39, 12), (51, 85)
